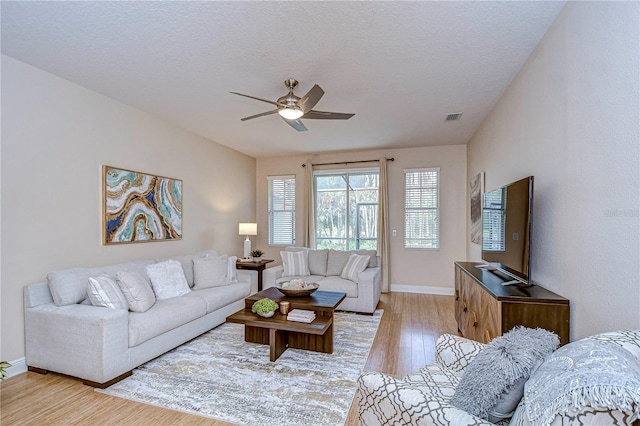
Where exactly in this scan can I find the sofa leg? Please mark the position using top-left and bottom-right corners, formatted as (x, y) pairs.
(82, 370), (132, 389)
(28, 366), (49, 375)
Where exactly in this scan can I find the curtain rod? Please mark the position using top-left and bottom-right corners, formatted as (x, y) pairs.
(301, 157), (394, 167)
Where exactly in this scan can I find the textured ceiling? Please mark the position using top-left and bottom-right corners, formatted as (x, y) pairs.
(1, 1), (565, 158)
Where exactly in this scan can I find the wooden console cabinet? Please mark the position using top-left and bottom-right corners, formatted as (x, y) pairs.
(455, 262), (570, 345)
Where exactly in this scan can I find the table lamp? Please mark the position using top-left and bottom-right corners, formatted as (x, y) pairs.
(238, 223), (257, 259)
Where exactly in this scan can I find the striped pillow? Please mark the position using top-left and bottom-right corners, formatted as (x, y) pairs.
(281, 250), (310, 277)
(87, 275), (129, 310)
(340, 253), (370, 282)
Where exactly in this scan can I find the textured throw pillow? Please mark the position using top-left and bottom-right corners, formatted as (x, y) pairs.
(281, 250), (310, 277)
(340, 253), (371, 282)
(146, 260), (191, 300)
(116, 271), (156, 312)
(87, 275), (128, 310)
(193, 254), (230, 289)
(450, 326), (559, 422)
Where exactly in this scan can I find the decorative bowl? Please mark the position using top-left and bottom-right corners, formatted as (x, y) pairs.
(256, 310), (275, 318)
(275, 282), (319, 297)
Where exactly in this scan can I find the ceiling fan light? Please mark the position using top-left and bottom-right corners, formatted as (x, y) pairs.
(278, 107), (304, 120)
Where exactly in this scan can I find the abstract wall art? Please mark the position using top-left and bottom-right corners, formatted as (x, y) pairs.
(469, 171), (484, 245)
(103, 166), (182, 244)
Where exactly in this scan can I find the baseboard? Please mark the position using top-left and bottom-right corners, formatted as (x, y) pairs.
(4, 357), (27, 379)
(390, 284), (454, 296)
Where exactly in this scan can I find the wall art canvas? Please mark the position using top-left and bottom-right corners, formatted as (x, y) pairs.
(103, 166), (182, 244)
(469, 172), (484, 245)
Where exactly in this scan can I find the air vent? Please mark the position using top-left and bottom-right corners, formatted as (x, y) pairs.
(445, 112), (463, 121)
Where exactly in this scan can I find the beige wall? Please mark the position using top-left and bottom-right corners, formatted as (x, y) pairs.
(466, 2), (640, 340)
(256, 145), (467, 292)
(1, 55), (256, 361)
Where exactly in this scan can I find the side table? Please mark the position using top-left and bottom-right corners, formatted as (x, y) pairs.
(236, 259), (274, 291)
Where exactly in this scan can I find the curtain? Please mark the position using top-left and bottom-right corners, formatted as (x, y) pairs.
(377, 157), (390, 293)
(303, 160), (316, 248)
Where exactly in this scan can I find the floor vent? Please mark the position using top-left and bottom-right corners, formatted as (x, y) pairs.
(445, 112), (463, 121)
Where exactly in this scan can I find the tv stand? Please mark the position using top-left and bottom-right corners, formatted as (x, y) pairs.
(455, 261), (570, 345)
(501, 280), (521, 286)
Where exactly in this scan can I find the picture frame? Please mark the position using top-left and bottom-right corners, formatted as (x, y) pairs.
(103, 165), (182, 244)
(469, 171), (484, 245)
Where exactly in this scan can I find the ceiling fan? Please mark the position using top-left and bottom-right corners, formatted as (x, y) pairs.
(230, 79), (355, 132)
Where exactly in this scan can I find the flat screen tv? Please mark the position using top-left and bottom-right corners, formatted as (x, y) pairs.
(481, 176), (534, 285)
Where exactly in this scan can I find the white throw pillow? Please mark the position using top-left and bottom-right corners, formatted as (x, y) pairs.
(146, 260), (191, 300)
(340, 253), (370, 282)
(281, 250), (310, 277)
(116, 271), (156, 312)
(227, 255), (238, 283)
(193, 254), (230, 289)
(87, 275), (129, 310)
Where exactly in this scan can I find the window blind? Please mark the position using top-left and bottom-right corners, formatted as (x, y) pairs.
(268, 175), (295, 246)
(404, 168), (439, 249)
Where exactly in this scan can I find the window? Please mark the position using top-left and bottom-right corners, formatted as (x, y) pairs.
(268, 175), (295, 246)
(404, 168), (439, 249)
(314, 169), (379, 250)
(482, 187), (506, 252)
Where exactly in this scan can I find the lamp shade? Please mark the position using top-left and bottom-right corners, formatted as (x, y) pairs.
(278, 107), (304, 120)
(239, 223), (257, 236)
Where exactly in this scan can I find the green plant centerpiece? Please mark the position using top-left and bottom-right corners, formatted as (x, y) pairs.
(251, 297), (279, 318)
(250, 249), (264, 259)
(0, 361), (11, 380)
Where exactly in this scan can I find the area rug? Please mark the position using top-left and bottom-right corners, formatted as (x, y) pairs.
(99, 310), (382, 426)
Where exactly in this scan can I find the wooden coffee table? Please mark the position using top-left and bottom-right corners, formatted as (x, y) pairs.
(226, 287), (346, 361)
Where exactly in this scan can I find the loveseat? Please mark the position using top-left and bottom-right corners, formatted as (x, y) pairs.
(24, 250), (257, 387)
(262, 247), (381, 314)
(358, 329), (640, 425)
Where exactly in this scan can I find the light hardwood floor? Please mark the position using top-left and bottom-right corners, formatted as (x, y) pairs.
(1, 292), (457, 425)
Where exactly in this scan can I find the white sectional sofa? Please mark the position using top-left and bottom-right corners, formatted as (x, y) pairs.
(262, 247), (381, 314)
(23, 251), (257, 387)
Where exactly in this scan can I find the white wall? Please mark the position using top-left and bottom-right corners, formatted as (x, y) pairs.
(256, 145), (467, 293)
(1, 55), (256, 361)
(467, 2), (640, 340)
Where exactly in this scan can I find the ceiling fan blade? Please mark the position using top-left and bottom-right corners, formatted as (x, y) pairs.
(304, 110), (355, 120)
(297, 84), (325, 113)
(281, 117), (308, 132)
(230, 92), (280, 106)
(241, 109), (279, 121)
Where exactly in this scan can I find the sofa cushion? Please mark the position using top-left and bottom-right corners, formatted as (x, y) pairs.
(187, 282), (251, 313)
(128, 295), (206, 347)
(193, 254), (229, 289)
(47, 267), (93, 306)
(316, 276), (358, 298)
(308, 249), (328, 276)
(87, 275), (128, 310)
(47, 261), (147, 306)
(327, 250), (352, 276)
(281, 250), (310, 277)
(341, 253), (371, 282)
(116, 271), (156, 313)
(451, 326), (559, 422)
(146, 260), (191, 300)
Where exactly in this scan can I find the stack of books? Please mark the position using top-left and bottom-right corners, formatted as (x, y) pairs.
(287, 309), (316, 323)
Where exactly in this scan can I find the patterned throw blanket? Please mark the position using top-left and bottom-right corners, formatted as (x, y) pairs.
(524, 338), (640, 424)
